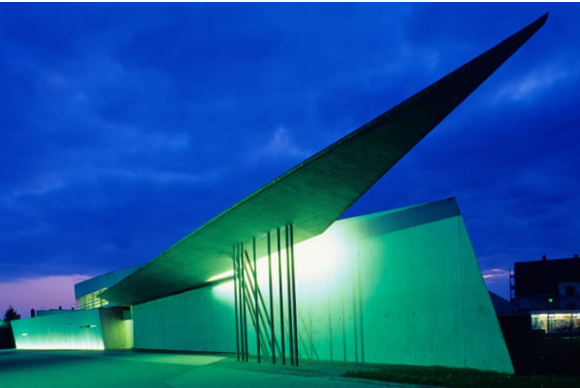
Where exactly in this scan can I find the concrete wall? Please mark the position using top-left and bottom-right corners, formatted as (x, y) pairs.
(132, 199), (513, 373)
(12, 309), (105, 350)
(12, 307), (133, 350)
(133, 282), (235, 352)
(293, 200), (511, 373)
(100, 308), (134, 349)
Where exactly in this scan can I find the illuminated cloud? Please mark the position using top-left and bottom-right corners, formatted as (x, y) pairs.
(482, 268), (511, 299)
(483, 268), (509, 280)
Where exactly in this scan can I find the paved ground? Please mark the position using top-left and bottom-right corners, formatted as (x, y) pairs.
(0, 349), (435, 388)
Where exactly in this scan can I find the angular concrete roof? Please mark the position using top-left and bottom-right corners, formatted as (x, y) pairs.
(103, 14), (547, 306)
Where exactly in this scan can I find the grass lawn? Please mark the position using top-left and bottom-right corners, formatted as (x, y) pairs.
(343, 337), (580, 388)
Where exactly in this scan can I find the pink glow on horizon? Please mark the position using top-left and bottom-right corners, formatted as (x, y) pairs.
(483, 268), (511, 300)
(0, 274), (91, 318)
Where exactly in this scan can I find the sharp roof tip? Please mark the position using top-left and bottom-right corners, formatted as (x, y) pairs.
(523, 12), (549, 35)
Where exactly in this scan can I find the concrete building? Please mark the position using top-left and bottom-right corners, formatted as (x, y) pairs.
(11, 14), (549, 375)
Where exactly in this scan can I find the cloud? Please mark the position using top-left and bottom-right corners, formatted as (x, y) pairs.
(260, 127), (311, 160)
(483, 268), (509, 280)
(491, 62), (579, 104)
(482, 268), (511, 299)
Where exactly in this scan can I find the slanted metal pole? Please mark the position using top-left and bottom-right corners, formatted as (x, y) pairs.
(242, 250), (281, 359)
(277, 228), (286, 365)
(267, 231), (276, 364)
(285, 225), (295, 366)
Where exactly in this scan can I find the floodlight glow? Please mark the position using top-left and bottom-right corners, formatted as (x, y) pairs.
(12, 309), (108, 350)
(211, 280), (235, 305)
(207, 229), (345, 308)
(207, 270), (234, 283)
(15, 332), (105, 350)
(294, 234), (339, 283)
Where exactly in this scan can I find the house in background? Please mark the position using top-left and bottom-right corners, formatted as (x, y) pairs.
(511, 254), (580, 335)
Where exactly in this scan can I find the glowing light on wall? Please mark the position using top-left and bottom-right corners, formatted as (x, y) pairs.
(14, 331), (105, 351)
(206, 228), (344, 306)
(211, 280), (235, 305)
(207, 270), (234, 283)
(294, 233), (340, 282)
(12, 309), (106, 350)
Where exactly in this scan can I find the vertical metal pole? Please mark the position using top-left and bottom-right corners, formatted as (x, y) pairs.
(233, 245), (240, 361)
(267, 231), (276, 364)
(277, 228), (286, 365)
(236, 245), (242, 360)
(237, 244), (242, 361)
(253, 237), (260, 363)
(289, 223), (299, 366)
(237, 245), (243, 360)
(241, 242), (248, 362)
(285, 225), (295, 366)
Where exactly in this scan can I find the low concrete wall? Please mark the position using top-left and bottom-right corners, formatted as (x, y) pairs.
(12, 309), (105, 350)
(12, 307), (133, 350)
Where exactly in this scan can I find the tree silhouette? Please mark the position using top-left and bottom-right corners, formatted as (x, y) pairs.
(4, 304), (21, 323)
(1, 305), (20, 349)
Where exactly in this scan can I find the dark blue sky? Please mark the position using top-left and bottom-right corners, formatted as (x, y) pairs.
(1, 3), (579, 313)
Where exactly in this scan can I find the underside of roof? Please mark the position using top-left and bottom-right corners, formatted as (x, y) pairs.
(102, 13), (547, 306)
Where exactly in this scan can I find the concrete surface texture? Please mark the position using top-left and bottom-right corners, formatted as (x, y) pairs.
(0, 349), (435, 388)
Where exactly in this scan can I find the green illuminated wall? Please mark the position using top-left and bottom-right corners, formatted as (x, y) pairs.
(132, 281), (234, 352)
(12, 308), (132, 350)
(292, 198), (513, 373)
(132, 198), (513, 373)
(12, 309), (105, 350)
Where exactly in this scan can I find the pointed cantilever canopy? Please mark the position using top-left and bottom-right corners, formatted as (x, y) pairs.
(103, 13), (548, 306)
